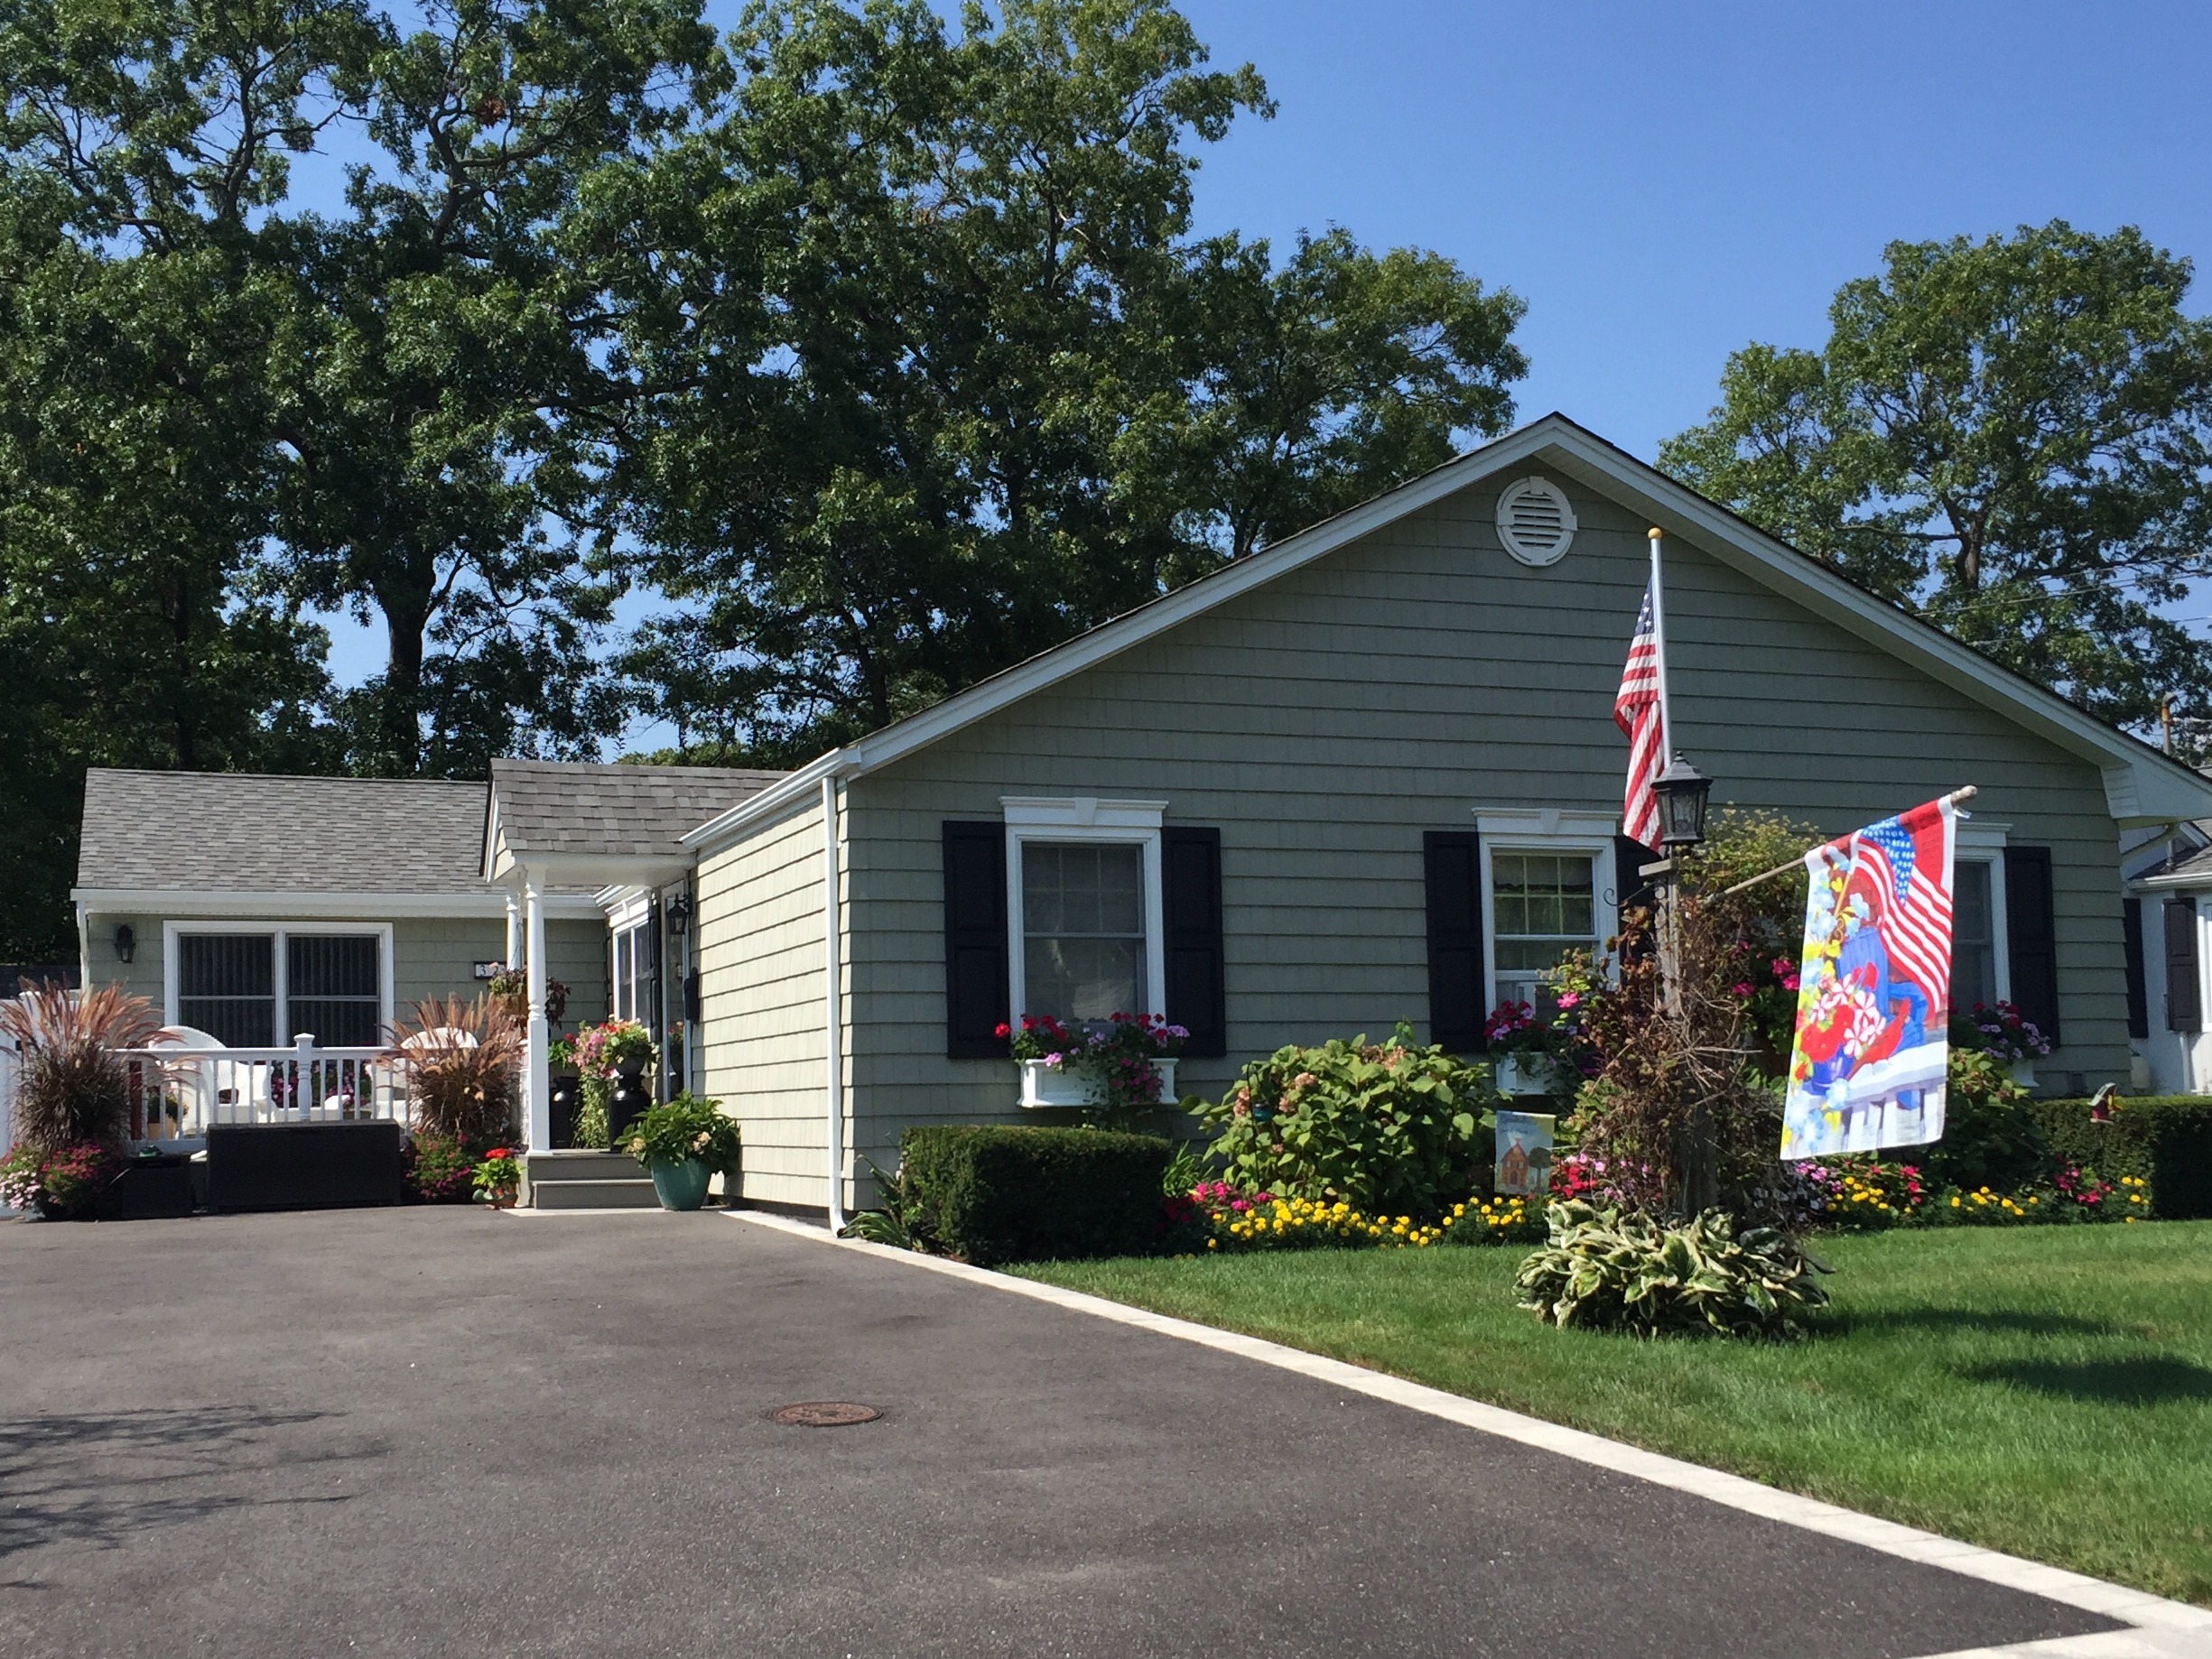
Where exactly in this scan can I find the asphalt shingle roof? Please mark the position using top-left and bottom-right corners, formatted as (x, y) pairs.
(77, 769), (491, 894)
(488, 759), (786, 862)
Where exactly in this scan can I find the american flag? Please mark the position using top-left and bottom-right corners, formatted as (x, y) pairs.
(1614, 581), (1664, 848)
(1845, 800), (1956, 1013)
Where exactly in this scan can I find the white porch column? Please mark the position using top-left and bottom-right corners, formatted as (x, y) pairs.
(504, 890), (522, 968)
(524, 873), (551, 1153)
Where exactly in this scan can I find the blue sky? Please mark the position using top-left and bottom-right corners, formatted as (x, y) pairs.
(317, 0), (2212, 703)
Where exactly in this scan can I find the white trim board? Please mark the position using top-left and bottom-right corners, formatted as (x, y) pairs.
(683, 413), (2212, 854)
(74, 886), (604, 922)
(729, 1210), (2212, 1651)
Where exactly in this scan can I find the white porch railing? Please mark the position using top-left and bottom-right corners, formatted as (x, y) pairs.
(120, 1037), (414, 1144)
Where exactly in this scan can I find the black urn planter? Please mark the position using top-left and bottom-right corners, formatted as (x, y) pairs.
(548, 1072), (582, 1149)
(607, 1069), (651, 1145)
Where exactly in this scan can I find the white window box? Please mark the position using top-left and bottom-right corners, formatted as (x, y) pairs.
(1494, 1053), (1557, 1098)
(1018, 1056), (1177, 1110)
(2009, 1059), (2037, 1088)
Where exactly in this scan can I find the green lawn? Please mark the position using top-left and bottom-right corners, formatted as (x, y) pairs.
(1015, 1222), (2212, 1606)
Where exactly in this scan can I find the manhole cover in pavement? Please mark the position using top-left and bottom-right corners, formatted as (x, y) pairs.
(770, 1402), (881, 1428)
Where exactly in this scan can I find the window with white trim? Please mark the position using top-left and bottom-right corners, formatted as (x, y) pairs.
(1003, 798), (1166, 1024)
(611, 918), (655, 1024)
(171, 925), (389, 1049)
(1475, 811), (1620, 1015)
(1492, 853), (1599, 1007)
(1951, 825), (2011, 1015)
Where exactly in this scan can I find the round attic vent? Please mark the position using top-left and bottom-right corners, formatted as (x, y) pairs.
(1495, 477), (1577, 566)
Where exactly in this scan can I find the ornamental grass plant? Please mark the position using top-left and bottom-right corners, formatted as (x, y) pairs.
(0, 979), (164, 1154)
(384, 996), (523, 1146)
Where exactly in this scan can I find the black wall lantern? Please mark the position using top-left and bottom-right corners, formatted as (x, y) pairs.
(1651, 755), (1715, 850)
(666, 893), (692, 939)
(113, 923), (136, 964)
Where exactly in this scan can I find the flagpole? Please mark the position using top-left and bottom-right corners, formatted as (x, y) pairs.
(1647, 527), (1674, 760)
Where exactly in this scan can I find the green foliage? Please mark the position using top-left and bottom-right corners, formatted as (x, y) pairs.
(1194, 1026), (1484, 1216)
(2028, 1097), (2212, 1219)
(1925, 1051), (2048, 1192)
(618, 1091), (741, 1175)
(595, 0), (1526, 754)
(471, 1147), (521, 1205)
(840, 1157), (931, 1250)
(897, 1125), (1176, 1266)
(1661, 220), (2212, 738)
(1515, 1201), (1831, 1339)
(574, 1076), (612, 1150)
(403, 1131), (477, 1202)
(1160, 1139), (1207, 1199)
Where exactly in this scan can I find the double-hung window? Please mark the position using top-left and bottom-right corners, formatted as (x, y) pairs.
(169, 925), (390, 1049)
(1477, 812), (1619, 1015)
(1951, 825), (2012, 1015)
(1003, 798), (1166, 1024)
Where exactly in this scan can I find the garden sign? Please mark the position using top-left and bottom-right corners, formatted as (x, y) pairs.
(1782, 795), (1957, 1160)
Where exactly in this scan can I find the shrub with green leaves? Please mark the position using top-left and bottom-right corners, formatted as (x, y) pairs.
(1515, 1200), (1831, 1338)
(618, 1092), (741, 1175)
(1194, 1025), (1485, 1215)
(898, 1125), (1175, 1266)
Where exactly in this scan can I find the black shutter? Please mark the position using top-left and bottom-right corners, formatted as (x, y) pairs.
(2123, 896), (2150, 1041)
(1425, 831), (1485, 1052)
(943, 821), (1009, 1058)
(1163, 827), (1227, 1058)
(2165, 898), (2201, 1033)
(2003, 845), (2060, 1046)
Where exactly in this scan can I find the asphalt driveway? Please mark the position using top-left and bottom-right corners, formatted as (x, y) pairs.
(0, 1207), (2122, 1658)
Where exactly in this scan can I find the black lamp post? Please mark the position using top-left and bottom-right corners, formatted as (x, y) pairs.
(1650, 754), (1713, 851)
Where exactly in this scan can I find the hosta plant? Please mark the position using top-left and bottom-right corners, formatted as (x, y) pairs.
(1194, 1024), (1484, 1215)
(1515, 1200), (1831, 1339)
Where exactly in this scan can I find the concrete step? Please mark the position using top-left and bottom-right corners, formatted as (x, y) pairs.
(532, 1177), (662, 1211)
(523, 1151), (634, 1182)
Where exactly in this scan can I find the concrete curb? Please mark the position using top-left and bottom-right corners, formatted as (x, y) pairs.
(729, 1209), (2212, 1657)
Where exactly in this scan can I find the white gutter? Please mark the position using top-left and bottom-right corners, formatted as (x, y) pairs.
(821, 773), (849, 1232)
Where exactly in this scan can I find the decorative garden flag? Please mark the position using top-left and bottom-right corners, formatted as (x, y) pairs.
(1782, 796), (1958, 1160)
(1494, 1110), (1557, 1196)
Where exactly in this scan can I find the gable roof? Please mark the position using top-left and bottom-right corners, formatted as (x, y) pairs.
(77, 768), (490, 895)
(487, 759), (785, 881)
(687, 412), (2212, 850)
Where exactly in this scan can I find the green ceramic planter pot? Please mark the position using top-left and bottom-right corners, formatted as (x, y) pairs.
(649, 1155), (711, 1212)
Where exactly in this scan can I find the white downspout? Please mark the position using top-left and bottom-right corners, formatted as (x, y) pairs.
(821, 774), (849, 1231)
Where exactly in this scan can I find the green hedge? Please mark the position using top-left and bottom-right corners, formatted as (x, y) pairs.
(900, 1125), (1175, 1266)
(2028, 1097), (2212, 1220)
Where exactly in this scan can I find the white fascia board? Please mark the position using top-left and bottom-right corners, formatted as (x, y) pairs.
(682, 750), (849, 856)
(69, 887), (603, 922)
(1474, 807), (1621, 839)
(1538, 435), (2212, 828)
(503, 853), (694, 889)
(480, 792), (503, 882)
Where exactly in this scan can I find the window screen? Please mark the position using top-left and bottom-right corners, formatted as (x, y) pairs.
(286, 934), (381, 1047)
(1951, 861), (1997, 1014)
(1022, 842), (1145, 1022)
(177, 934), (276, 1049)
(1491, 852), (1596, 1008)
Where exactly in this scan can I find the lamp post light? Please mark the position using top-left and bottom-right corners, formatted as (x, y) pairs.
(1650, 755), (1713, 851)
